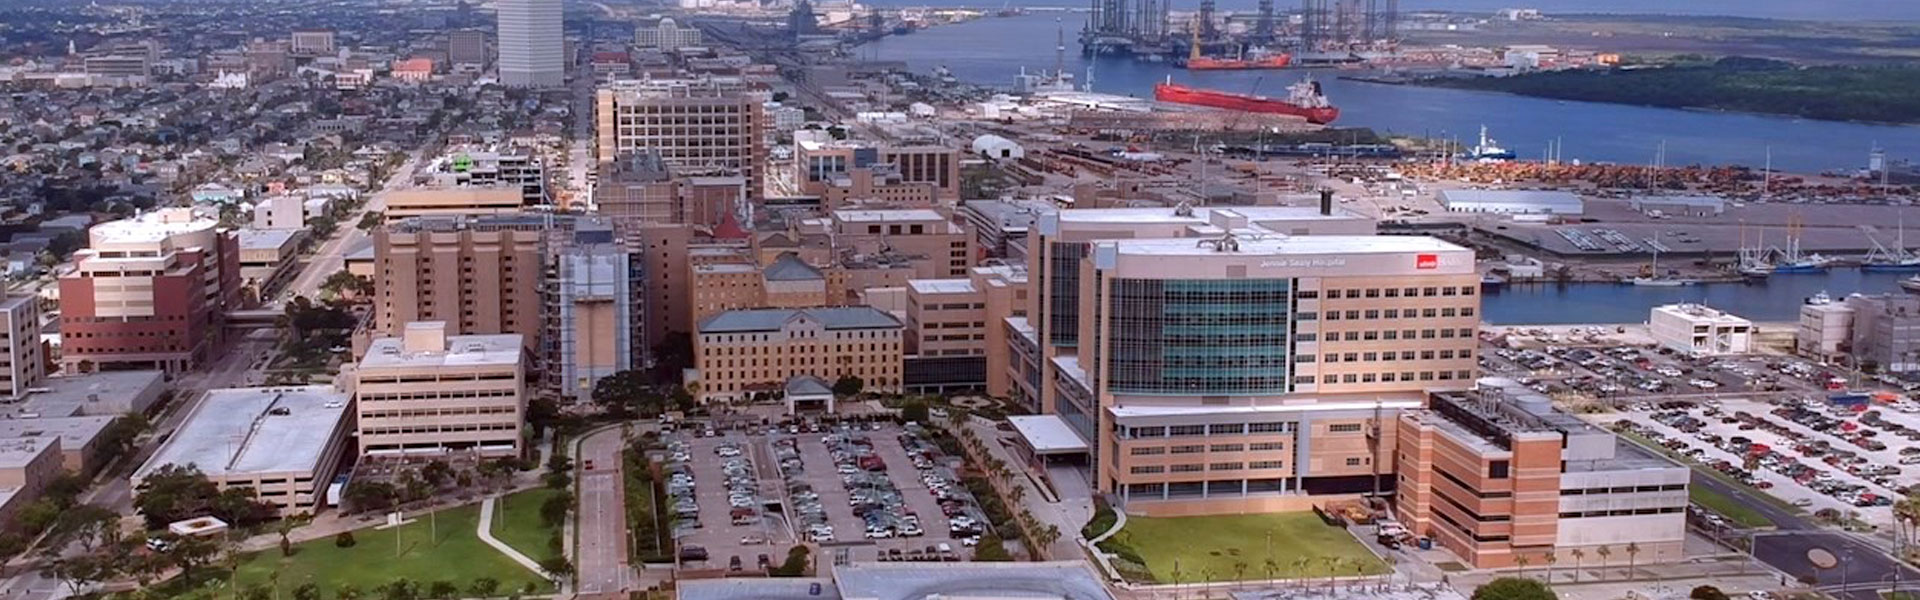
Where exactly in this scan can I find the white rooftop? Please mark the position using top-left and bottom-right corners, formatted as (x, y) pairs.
(1653, 303), (1751, 325)
(238, 228), (300, 251)
(0, 436), (57, 469)
(1102, 234), (1465, 257)
(91, 208), (217, 245)
(1056, 206), (1362, 224)
(133, 386), (349, 480)
(833, 209), (947, 223)
(361, 333), (524, 369)
(907, 279), (976, 295)
(1006, 415), (1089, 454)
(1107, 397), (1424, 419)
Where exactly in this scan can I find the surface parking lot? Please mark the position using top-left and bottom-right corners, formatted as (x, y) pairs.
(772, 421), (985, 563)
(1606, 395), (1920, 529)
(665, 432), (793, 573)
(1481, 344), (1817, 398)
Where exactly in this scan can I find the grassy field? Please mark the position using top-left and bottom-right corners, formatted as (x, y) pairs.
(223, 502), (551, 598)
(494, 488), (565, 562)
(1106, 513), (1388, 583)
(1691, 486), (1775, 529)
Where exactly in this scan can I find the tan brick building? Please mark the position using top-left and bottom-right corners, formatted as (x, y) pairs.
(372, 215), (551, 343)
(594, 81), (765, 200)
(1396, 383), (1688, 569)
(692, 307), (903, 403)
(353, 322), (526, 457)
(831, 209), (972, 280)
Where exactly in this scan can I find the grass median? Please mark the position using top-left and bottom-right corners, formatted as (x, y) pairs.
(225, 503), (551, 599)
(1690, 486), (1775, 528)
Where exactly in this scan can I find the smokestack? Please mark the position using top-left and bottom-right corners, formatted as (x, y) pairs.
(1319, 189), (1333, 215)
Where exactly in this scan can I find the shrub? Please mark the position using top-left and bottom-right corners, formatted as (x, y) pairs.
(335, 531), (357, 548)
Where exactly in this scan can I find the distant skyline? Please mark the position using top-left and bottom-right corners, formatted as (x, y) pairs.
(860, 0), (1920, 22)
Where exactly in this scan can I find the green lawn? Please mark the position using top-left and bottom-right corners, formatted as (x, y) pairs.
(1106, 513), (1388, 583)
(225, 502), (551, 599)
(494, 488), (565, 562)
(1690, 485), (1775, 529)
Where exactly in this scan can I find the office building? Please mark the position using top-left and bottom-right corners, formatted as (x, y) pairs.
(960, 199), (1058, 260)
(237, 229), (306, 300)
(424, 147), (548, 206)
(595, 80), (765, 199)
(497, 0), (564, 88)
(690, 252), (851, 325)
(1845, 294), (1920, 373)
(831, 209), (973, 279)
(449, 30), (489, 66)
(1648, 303), (1753, 357)
(0, 296), (45, 400)
(372, 215), (557, 344)
(354, 322), (526, 456)
(59, 208), (240, 374)
(796, 134), (962, 204)
(382, 187), (525, 219)
(252, 195), (311, 230)
(541, 221), (647, 402)
(289, 29), (337, 56)
(1030, 231), (1477, 515)
(132, 386), (352, 515)
(903, 264), (1028, 394)
(1797, 295), (1854, 362)
(1436, 190), (1584, 216)
(0, 437), (63, 530)
(1396, 381), (1689, 568)
(633, 17), (704, 49)
(692, 307), (903, 403)
(593, 151), (745, 226)
(1024, 203), (1374, 413)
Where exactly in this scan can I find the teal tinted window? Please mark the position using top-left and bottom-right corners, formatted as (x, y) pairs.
(1107, 278), (1292, 394)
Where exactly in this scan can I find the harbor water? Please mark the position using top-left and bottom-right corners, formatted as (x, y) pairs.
(860, 13), (1920, 172)
(1482, 269), (1911, 324)
(862, 0), (1920, 21)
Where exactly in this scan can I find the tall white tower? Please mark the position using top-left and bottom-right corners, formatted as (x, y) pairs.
(497, 0), (563, 88)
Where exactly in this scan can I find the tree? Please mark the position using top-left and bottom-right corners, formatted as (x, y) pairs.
(592, 371), (663, 417)
(320, 270), (373, 300)
(336, 584), (364, 600)
(540, 492), (573, 528)
(772, 545), (811, 576)
(1471, 577), (1555, 600)
(833, 375), (864, 397)
(1542, 551), (1558, 583)
(46, 555), (112, 593)
(1897, 490), (1920, 559)
(427, 581), (459, 600)
(1594, 545), (1612, 581)
(1514, 553), (1531, 578)
(901, 400), (930, 424)
(294, 583), (323, 600)
(133, 464), (227, 528)
(1624, 542), (1641, 581)
(538, 556), (574, 582)
(1690, 585), (1731, 600)
(1569, 548), (1586, 583)
(421, 460), (455, 488)
(336, 531), (358, 547)
(277, 517), (303, 557)
(241, 584), (273, 600)
(165, 534), (219, 580)
(469, 578), (500, 599)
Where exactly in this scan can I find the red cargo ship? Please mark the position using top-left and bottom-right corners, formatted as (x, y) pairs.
(1153, 77), (1341, 125)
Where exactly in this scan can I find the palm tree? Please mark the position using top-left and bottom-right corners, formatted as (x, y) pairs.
(1595, 545), (1612, 581)
(1322, 556), (1340, 592)
(1569, 548), (1586, 583)
(1625, 542), (1641, 581)
(1542, 551), (1558, 584)
(1263, 558), (1279, 581)
(1896, 492), (1920, 560)
(1233, 561), (1248, 589)
(1514, 554), (1531, 579)
(1292, 557), (1313, 590)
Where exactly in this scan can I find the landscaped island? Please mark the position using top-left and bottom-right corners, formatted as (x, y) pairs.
(1418, 58), (1920, 125)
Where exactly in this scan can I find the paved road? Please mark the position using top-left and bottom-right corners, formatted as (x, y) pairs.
(575, 426), (642, 596)
(281, 153), (419, 302)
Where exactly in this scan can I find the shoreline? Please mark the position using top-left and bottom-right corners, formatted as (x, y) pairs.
(1400, 76), (1920, 129)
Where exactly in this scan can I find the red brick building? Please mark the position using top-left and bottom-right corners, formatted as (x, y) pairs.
(59, 208), (240, 373)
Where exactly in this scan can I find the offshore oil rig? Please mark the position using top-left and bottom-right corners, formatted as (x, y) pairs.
(1081, 0), (1400, 64)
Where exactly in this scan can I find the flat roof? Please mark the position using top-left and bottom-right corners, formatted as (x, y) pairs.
(1056, 205), (1362, 224)
(1102, 234), (1465, 257)
(238, 229), (300, 251)
(834, 561), (1114, 600)
(25, 371), (165, 416)
(0, 416), (114, 454)
(133, 386), (349, 480)
(1652, 303), (1751, 325)
(833, 209), (946, 223)
(1438, 189), (1584, 209)
(1006, 415), (1089, 454)
(1108, 398), (1425, 419)
(361, 334), (524, 369)
(0, 437), (57, 469)
(678, 579), (836, 600)
(907, 279), (976, 295)
(698, 307), (902, 334)
(92, 210), (217, 244)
